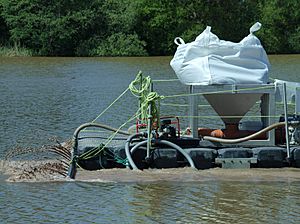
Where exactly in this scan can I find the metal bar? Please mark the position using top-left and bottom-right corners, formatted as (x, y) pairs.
(261, 91), (276, 146)
(283, 83), (291, 160)
(139, 73), (143, 120)
(296, 87), (300, 114)
(192, 84), (275, 94)
(146, 82), (153, 159)
(189, 85), (198, 138)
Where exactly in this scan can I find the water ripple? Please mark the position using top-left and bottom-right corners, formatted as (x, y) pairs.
(1, 56), (300, 223)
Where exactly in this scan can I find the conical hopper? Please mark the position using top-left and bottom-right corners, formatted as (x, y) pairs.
(203, 93), (262, 124)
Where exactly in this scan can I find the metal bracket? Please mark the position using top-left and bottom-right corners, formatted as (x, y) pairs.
(232, 84), (237, 94)
(215, 158), (257, 169)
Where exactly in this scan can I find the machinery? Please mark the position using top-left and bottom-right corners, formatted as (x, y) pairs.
(67, 79), (300, 179)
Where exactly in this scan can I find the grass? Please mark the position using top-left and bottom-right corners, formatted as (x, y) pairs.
(0, 46), (33, 56)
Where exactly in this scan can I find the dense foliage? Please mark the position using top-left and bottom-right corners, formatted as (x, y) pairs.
(0, 0), (299, 56)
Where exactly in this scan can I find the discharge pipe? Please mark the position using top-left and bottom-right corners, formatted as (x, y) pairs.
(126, 134), (196, 169)
(73, 122), (130, 140)
(68, 122), (130, 179)
(203, 122), (285, 144)
(125, 133), (145, 170)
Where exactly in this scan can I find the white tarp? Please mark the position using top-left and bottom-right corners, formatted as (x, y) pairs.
(170, 22), (270, 85)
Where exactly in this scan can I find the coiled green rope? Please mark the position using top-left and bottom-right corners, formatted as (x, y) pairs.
(129, 71), (164, 128)
(73, 71), (165, 167)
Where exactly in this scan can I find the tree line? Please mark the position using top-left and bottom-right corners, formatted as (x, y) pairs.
(0, 0), (299, 56)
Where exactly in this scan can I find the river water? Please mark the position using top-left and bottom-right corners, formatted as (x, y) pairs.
(0, 55), (300, 223)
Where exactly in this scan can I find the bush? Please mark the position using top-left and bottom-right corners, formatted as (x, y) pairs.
(0, 45), (33, 56)
(75, 37), (102, 56)
(91, 33), (148, 56)
(288, 27), (300, 53)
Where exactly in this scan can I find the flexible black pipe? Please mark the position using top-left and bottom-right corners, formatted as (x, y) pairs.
(203, 122), (285, 144)
(129, 139), (196, 169)
(73, 122), (130, 141)
(158, 140), (196, 169)
(128, 140), (148, 169)
(67, 156), (77, 179)
(68, 122), (131, 179)
(125, 133), (145, 170)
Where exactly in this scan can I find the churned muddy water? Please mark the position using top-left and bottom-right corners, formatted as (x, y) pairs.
(1, 56), (300, 223)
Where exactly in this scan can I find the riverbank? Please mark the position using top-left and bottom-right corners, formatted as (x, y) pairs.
(0, 46), (33, 57)
(1, 46), (299, 58)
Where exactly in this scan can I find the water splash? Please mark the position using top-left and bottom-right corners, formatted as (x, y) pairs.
(0, 139), (72, 182)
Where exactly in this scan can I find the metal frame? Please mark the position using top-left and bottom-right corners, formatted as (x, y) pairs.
(296, 87), (300, 114)
(188, 84), (277, 147)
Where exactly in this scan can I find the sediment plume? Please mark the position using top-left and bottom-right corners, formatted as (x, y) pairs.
(0, 139), (72, 182)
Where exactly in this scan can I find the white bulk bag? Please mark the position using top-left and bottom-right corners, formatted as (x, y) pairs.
(170, 22), (270, 85)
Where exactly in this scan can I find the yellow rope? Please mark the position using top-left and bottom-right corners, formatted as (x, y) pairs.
(78, 71), (164, 160)
(128, 71), (151, 98)
(89, 76), (288, 124)
(91, 87), (129, 123)
(129, 71), (164, 127)
(79, 109), (142, 160)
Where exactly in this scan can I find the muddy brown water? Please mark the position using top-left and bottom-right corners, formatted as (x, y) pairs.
(1, 56), (300, 223)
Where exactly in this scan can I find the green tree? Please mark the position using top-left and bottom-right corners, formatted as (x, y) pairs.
(1, 0), (299, 56)
(0, 16), (9, 45)
(134, 0), (188, 55)
(1, 0), (107, 55)
(76, 0), (147, 56)
(258, 0), (300, 53)
(134, 0), (261, 55)
(91, 32), (147, 56)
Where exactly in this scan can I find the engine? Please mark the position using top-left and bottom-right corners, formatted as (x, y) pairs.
(279, 114), (300, 145)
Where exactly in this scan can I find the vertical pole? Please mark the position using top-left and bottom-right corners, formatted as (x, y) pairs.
(189, 85), (198, 138)
(283, 83), (291, 160)
(296, 87), (300, 114)
(139, 73), (143, 121)
(146, 82), (153, 160)
(261, 90), (276, 146)
(67, 137), (78, 179)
